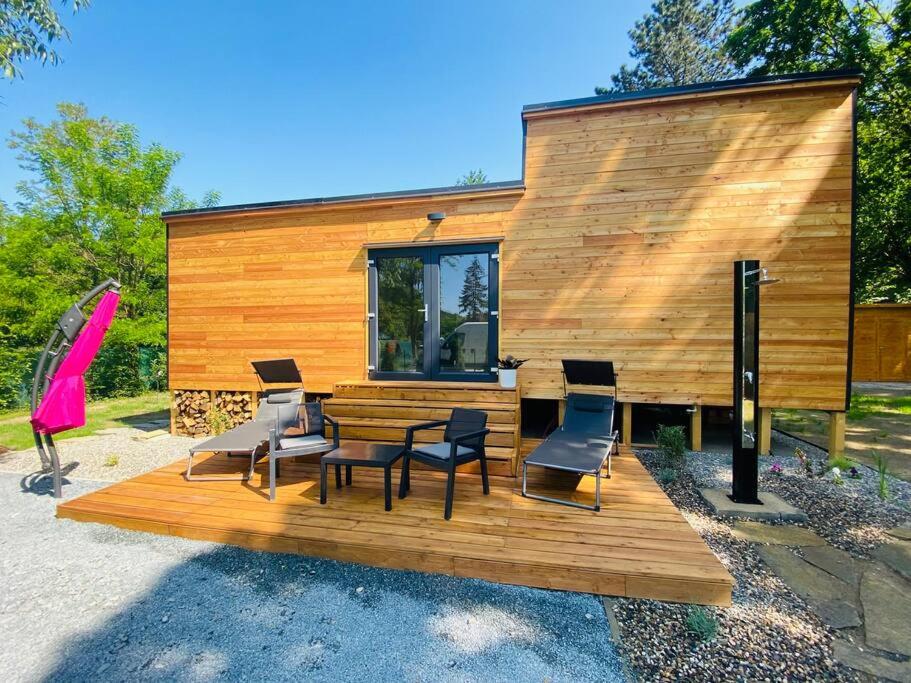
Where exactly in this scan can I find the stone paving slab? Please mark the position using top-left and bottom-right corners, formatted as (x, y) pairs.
(757, 546), (860, 629)
(833, 639), (911, 683)
(699, 488), (808, 522)
(887, 524), (911, 541)
(801, 545), (862, 586)
(733, 521), (826, 546)
(861, 564), (911, 657)
(874, 540), (911, 582)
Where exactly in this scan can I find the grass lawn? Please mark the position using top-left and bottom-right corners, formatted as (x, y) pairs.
(0, 393), (169, 452)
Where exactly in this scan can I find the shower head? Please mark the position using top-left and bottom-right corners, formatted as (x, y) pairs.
(745, 267), (779, 286)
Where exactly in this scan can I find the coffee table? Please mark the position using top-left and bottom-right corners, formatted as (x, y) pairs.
(320, 443), (405, 511)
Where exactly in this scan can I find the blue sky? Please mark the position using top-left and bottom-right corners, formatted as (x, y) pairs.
(0, 0), (651, 207)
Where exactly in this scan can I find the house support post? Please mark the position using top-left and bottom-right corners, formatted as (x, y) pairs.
(758, 407), (772, 456)
(829, 411), (846, 459)
(622, 403), (632, 445)
(689, 405), (702, 451)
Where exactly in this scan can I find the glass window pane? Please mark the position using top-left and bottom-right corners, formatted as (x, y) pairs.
(439, 253), (489, 373)
(377, 256), (424, 373)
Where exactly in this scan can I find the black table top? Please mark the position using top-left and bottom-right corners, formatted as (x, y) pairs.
(321, 442), (405, 466)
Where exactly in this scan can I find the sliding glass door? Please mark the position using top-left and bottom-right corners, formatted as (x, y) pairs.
(368, 243), (499, 381)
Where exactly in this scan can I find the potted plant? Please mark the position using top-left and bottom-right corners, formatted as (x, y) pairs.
(496, 355), (527, 389)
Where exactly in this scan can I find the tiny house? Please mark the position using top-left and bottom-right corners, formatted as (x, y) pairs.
(163, 70), (859, 470)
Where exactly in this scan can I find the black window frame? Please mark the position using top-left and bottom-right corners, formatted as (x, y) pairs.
(367, 242), (499, 382)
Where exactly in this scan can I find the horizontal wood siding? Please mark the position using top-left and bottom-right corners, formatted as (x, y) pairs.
(512, 84), (854, 409)
(852, 304), (911, 381)
(167, 81), (854, 410)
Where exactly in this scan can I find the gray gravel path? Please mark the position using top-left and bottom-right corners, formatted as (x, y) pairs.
(0, 428), (203, 482)
(0, 472), (623, 683)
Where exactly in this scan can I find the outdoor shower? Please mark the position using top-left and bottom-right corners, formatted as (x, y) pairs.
(731, 260), (778, 504)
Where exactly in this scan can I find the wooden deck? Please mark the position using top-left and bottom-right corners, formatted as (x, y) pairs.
(56, 446), (733, 606)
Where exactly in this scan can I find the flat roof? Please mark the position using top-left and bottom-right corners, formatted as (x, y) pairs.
(522, 68), (861, 115)
(162, 180), (525, 220)
(164, 69), (861, 222)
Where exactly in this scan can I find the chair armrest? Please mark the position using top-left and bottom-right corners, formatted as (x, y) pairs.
(268, 424), (279, 455)
(323, 414), (340, 448)
(405, 420), (449, 450)
(451, 428), (491, 447)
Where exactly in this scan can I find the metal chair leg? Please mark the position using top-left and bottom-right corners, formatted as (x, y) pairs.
(269, 456), (277, 501)
(398, 455), (410, 499)
(594, 469), (601, 512)
(479, 452), (490, 495)
(444, 468), (456, 520)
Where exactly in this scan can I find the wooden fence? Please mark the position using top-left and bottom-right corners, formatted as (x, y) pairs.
(852, 304), (911, 381)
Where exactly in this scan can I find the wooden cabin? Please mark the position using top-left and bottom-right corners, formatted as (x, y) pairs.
(163, 70), (859, 470)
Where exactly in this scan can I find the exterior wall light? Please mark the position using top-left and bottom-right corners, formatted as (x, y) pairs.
(427, 212), (446, 221)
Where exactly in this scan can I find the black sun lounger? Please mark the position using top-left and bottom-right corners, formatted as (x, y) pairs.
(184, 358), (304, 482)
(521, 392), (619, 511)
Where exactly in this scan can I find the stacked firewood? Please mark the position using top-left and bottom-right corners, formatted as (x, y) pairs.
(214, 391), (254, 429)
(173, 390), (211, 436)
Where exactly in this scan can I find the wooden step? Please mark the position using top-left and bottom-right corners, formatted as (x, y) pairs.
(326, 380), (521, 474)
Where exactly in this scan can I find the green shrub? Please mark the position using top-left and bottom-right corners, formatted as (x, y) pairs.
(205, 406), (232, 436)
(103, 454), (119, 467)
(873, 452), (890, 501)
(658, 467), (678, 484)
(685, 606), (719, 641)
(0, 344), (39, 411)
(655, 424), (687, 470)
(86, 343), (145, 399)
(826, 455), (856, 472)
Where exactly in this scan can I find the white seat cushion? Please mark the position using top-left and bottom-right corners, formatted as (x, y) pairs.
(279, 434), (331, 452)
(414, 442), (473, 460)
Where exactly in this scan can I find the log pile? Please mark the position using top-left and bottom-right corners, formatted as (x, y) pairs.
(214, 391), (254, 430)
(173, 390), (211, 436)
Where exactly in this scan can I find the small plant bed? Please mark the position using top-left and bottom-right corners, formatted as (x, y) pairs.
(609, 438), (911, 682)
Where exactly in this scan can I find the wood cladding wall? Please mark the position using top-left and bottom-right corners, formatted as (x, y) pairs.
(166, 79), (856, 411)
(852, 304), (911, 381)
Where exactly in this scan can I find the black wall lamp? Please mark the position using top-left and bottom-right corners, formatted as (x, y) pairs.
(427, 212), (446, 221)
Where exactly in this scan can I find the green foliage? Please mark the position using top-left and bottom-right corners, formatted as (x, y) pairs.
(597, 0), (739, 93)
(727, 0), (911, 302)
(655, 424), (687, 470)
(0, 338), (37, 410)
(85, 343), (144, 399)
(685, 606), (719, 641)
(848, 393), (911, 420)
(826, 455), (857, 471)
(205, 406), (232, 436)
(455, 169), (487, 186)
(103, 454), (118, 467)
(0, 103), (217, 400)
(873, 451), (891, 500)
(1, 0), (88, 80)
(658, 467), (679, 484)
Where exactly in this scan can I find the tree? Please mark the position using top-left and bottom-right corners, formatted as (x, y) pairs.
(1, 0), (87, 80)
(458, 257), (487, 321)
(0, 103), (218, 401)
(455, 169), (487, 186)
(596, 0), (739, 94)
(727, 0), (910, 301)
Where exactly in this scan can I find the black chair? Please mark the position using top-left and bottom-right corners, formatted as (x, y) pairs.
(398, 408), (490, 520)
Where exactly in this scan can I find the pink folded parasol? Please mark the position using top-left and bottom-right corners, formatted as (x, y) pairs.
(31, 290), (121, 435)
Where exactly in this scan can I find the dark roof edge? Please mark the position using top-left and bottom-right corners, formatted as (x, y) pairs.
(162, 179), (526, 220)
(522, 68), (863, 115)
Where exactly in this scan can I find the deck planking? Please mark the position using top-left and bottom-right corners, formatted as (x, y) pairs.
(56, 446), (733, 606)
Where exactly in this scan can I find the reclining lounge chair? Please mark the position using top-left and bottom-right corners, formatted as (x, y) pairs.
(184, 358), (307, 482)
(521, 360), (619, 511)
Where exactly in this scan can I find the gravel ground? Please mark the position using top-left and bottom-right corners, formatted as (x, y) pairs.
(0, 472), (624, 683)
(692, 432), (911, 555)
(610, 438), (911, 682)
(0, 427), (202, 482)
